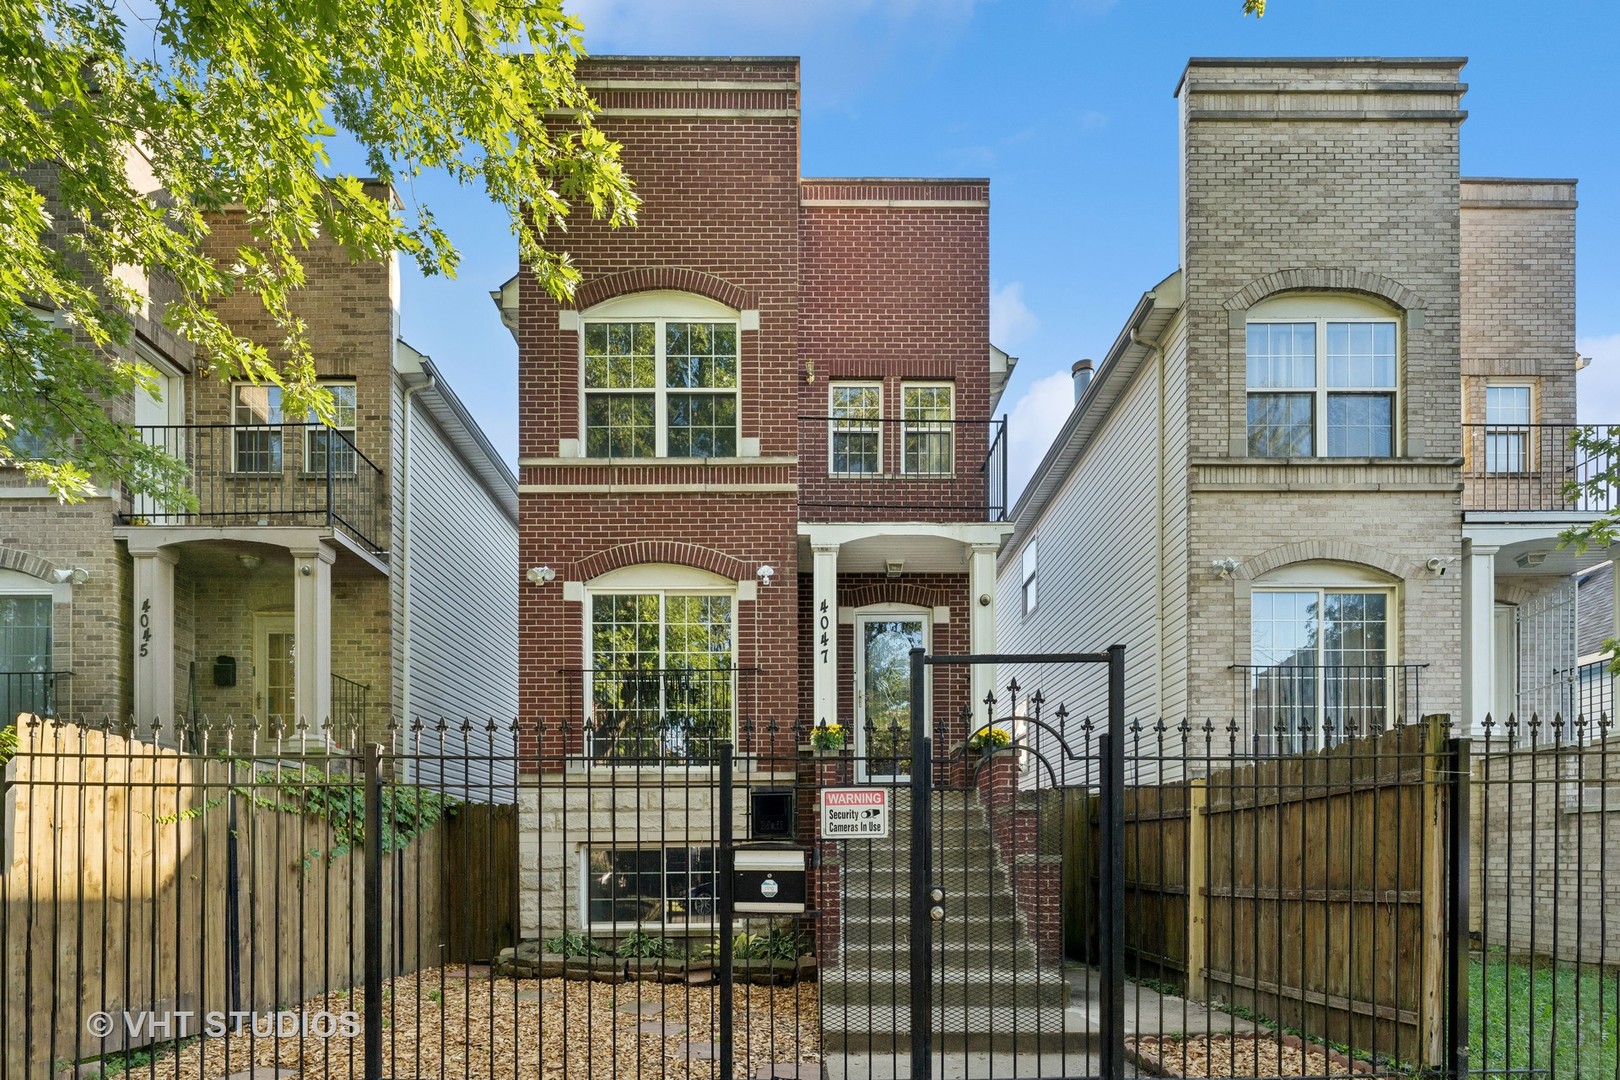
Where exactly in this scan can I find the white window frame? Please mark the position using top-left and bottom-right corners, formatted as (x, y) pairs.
(1021, 538), (1038, 617)
(0, 570), (57, 719)
(901, 382), (955, 476)
(578, 291), (741, 461)
(1483, 382), (1536, 475)
(582, 566), (738, 763)
(304, 381), (358, 477)
(829, 382), (882, 476)
(1245, 296), (1402, 460)
(580, 844), (718, 934)
(231, 383), (286, 474)
(1249, 563), (1402, 751)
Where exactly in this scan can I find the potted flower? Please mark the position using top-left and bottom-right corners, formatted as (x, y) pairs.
(966, 725), (1012, 762)
(809, 720), (846, 755)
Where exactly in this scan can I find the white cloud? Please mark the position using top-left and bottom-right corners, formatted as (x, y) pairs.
(1578, 334), (1620, 423)
(1005, 370), (1075, 501)
(989, 281), (1038, 349)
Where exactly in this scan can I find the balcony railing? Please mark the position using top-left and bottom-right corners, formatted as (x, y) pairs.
(797, 415), (1008, 522)
(560, 666), (758, 765)
(0, 671), (71, 720)
(1462, 423), (1620, 514)
(1232, 662), (1427, 755)
(332, 673), (370, 733)
(119, 423), (385, 553)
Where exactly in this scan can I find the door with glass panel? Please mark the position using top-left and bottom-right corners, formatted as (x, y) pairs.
(854, 613), (929, 782)
(255, 615), (296, 722)
(0, 594), (53, 720)
(1250, 588), (1390, 752)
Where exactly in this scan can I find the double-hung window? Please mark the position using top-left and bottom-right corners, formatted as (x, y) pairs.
(232, 384), (286, 473)
(829, 384), (881, 475)
(1484, 384), (1533, 473)
(1246, 300), (1399, 459)
(902, 384), (954, 474)
(588, 589), (734, 761)
(306, 382), (357, 475)
(583, 318), (739, 459)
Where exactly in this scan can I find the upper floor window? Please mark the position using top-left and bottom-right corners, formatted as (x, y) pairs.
(232, 381), (357, 475)
(581, 292), (740, 459)
(1484, 384), (1533, 473)
(1245, 296), (1400, 459)
(1021, 538), (1038, 616)
(902, 384), (954, 474)
(830, 384), (881, 475)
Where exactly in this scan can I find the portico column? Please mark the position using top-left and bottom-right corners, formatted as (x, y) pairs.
(131, 547), (177, 738)
(1462, 542), (1499, 736)
(291, 544), (335, 739)
(811, 544), (840, 733)
(968, 543), (1000, 728)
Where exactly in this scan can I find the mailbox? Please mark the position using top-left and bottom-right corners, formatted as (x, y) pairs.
(733, 847), (807, 914)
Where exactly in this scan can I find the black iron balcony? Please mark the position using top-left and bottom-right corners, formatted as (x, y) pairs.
(331, 673), (370, 733)
(119, 423), (385, 553)
(1461, 423), (1620, 514)
(797, 414), (1008, 522)
(560, 666), (759, 765)
(0, 671), (71, 720)
(1232, 662), (1427, 755)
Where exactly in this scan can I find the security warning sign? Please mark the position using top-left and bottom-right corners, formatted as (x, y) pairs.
(820, 787), (890, 839)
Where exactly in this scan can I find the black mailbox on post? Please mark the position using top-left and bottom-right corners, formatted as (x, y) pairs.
(733, 847), (807, 914)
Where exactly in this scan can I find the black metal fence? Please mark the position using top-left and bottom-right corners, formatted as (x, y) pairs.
(4, 709), (1617, 1079)
(796, 414), (1009, 522)
(120, 423), (385, 552)
(1462, 422), (1620, 513)
(0, 670), (69, 722)
(1232, 662), (1427, 755)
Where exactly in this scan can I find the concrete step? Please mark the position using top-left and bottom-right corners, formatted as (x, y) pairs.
(836, 889), (1026, 918)
(820, 1005), (1086, 1054)
(840, 915), (1029, 949)
(822, 970), (1068, 1008)
(836, 941), (1041, 970)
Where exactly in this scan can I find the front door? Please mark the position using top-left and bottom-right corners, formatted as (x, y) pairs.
(255, 615), (296, 722)
(132, 358), (184, 523)
(854, 612), (928, 782)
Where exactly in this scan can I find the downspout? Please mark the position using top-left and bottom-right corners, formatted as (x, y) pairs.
(398, 360), (436, 784)
(1131, 326), (1167, 720)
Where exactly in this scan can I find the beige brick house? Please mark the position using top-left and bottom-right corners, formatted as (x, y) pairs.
(996, 58), (1605, 749)
(4, 157), (518, 778)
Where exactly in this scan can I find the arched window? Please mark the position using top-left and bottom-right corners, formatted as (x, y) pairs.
(1245, 294), (1401, 458)
(579, 291), (740, 459)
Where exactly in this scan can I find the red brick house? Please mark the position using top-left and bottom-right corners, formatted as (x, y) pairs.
(508, 56), (1014, 944)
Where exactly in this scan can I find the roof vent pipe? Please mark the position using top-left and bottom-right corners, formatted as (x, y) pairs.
(1072, 359), (1095, 402)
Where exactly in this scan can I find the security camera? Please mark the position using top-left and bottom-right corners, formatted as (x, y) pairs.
(526, 565), (556, 585)
(1425, 557), (1448, 576)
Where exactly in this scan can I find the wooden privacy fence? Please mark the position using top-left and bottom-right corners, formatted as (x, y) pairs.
(0, 722), (491, 1079)
(1067, 717), (1451, 1069)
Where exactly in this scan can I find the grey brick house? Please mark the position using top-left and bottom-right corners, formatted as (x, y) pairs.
(995, 58), (1606, 750)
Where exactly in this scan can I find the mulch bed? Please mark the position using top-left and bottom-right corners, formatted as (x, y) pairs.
(136, 966), (820, 1078)
(1129, 1033), (1388, 1078)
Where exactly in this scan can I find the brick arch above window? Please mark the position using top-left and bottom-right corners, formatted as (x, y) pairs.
(1223, 269), (1427, 314)
(841, 583), (950, 610)
(571, 268), (756, 313)
(0, 546), (60, 583)
(570, 541), (748, 584)
(1235, 541), (1416, 583)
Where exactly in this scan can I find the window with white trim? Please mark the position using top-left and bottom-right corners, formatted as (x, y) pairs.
(1246, 296), (1400, 459)
(1249, 563), (1400, 752)
(581, 294), (740, 459)
(902, 383), (954, 474)
(0, 589), (52, 719)
(587, 582), (734, 762)
(1021, 538), (1038, 616)
(585, 846), (716, 928)
(829, 383), (881, 475)
(306, 382), (357, 475)
(1484, 384), (1533, 473)
(232, 384), (286, 473)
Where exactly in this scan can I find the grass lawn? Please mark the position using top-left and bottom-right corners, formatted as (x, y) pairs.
(1471, 952), (1619, 1079)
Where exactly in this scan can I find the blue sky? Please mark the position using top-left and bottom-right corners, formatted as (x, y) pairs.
(395, 0), (1620, 498)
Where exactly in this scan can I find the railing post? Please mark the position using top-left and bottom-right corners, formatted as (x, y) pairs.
(1447, 736), (1471, 1079)
(1100, 643), (1126, 1080)
(909, 647), (933, 1079)
(363, 743), (384, 1079)
(718, 740), (735, 1080)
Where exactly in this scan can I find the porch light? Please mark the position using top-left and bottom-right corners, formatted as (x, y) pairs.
(526, 565), (557, 585)
(886, 559), (904, 578)
(1515, 550), (1550, 569)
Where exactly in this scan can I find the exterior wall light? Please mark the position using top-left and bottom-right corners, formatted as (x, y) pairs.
(50, 566), (90, 585)
(756, 565), (775, 586)
(1211, 557), (1242, 579)
(527, 565), (557, 585)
